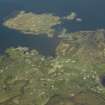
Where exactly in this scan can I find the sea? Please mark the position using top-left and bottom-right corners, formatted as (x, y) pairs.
(0, 0), (105, 56)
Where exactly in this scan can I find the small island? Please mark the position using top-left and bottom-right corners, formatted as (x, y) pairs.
(3, 11), (61, 37)
(64, 12), (77, 20)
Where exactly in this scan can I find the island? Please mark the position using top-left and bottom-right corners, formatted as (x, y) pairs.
(0, 29), (105, 105)
(3, 11), (83, 38)
(63, 12), (77, 20)
(3, 11), (61, 37)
